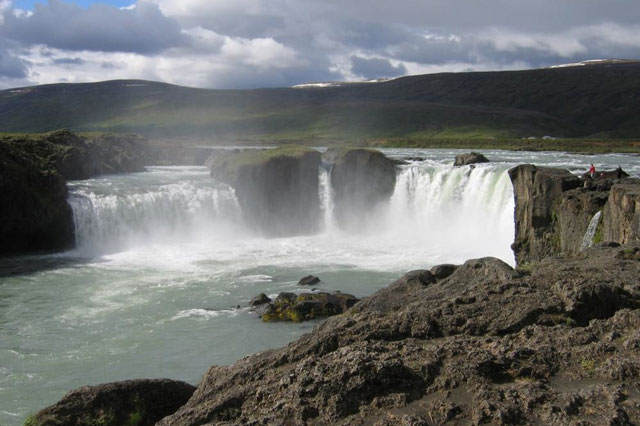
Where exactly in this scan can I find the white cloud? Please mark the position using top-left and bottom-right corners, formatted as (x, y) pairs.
(220, 36), (305, 69)
(1, 0), (640, 89)
(478, 27), (588, 57)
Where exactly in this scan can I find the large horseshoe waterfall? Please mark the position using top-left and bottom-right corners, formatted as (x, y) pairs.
(4, 149), (640, 425)
(66, 162), (516, 265)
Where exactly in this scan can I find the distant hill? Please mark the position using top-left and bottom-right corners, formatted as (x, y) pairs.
(2, 61), (640, 143)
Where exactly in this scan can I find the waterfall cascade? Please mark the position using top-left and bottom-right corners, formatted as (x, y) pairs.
(581, 211), (603, 251)
(67, 167), (242, 254)
(67, 163), (515, 262)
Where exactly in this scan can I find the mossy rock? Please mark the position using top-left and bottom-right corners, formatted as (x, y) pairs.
(261, 291), (359, 322)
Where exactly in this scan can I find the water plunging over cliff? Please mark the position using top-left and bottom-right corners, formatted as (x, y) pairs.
(68, 163), (516, 263)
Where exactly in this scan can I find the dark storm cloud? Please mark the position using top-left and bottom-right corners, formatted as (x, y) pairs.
(328, 0), (640, 33)
(0, 42), (27, 78)
(350, 55), (407, 79)
(1, 0), (186, 54)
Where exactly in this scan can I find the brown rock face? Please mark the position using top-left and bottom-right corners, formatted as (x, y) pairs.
(509, 164), (640, 265)
(208, 146), (322, 237)
(509, 164), (584, 265)
(29, 379), (195, 426)
(328, 148), (396, 231)
(603, 183), (640, 244)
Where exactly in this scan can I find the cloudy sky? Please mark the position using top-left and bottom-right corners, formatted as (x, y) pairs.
(1, 0), (640, 89)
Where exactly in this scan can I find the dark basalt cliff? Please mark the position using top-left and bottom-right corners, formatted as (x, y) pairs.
(510, 164), (640, 265)
(208, 146), (322, 237)
(0, 130), (152, 256)
(326, 147), (397, 231)
(0, 138), (74, 255)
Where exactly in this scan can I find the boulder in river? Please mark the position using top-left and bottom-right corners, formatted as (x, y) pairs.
(250, 293), (271, 306)
(208, 146), (322, 237)
(261, 291), (359, 322)
(298, 275), (321, 286)
(327, 147), (396, 231)
(453, 152), (489, 166)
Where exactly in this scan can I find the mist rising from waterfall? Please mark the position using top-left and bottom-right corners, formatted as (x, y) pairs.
(67, 163), (515, 266)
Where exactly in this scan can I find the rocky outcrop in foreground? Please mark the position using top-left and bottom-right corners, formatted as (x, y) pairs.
(28, 379), (195, 426)
(154, 245), (640, 425)
(509, 164), (640, 265)
(326, 148), (396, 231)
(208, 146), (322, 237)
(0, 130), (152, 256)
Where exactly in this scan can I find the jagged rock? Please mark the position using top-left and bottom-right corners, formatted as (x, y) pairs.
(157, 247), (640, 425)
(453, 152), (490, 166)
(510, 164), (639, 265)
(250, 293), (271, 306)
(603, 181), (640, 244)
(208, 146), (322, 237)
(28, 379), (195, 426)
(261, 291), (359, 322)
(509, 164), (594, 265)
(298, 275), (321, 286)
(329, 148), (396, 231)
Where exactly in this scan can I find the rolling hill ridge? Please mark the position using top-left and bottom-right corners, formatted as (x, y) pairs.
(1, 61), (640, 142)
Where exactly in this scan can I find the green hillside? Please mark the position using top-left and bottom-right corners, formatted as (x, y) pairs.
(2, 61), (640, 144)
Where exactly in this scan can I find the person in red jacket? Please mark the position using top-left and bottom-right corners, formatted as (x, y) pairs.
(589, 163), (596, 178)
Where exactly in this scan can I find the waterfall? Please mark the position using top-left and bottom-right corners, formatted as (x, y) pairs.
(65, 163), (516, 264)
(384, 163), (515, 263)
(67, 169), (242, 255)
(318, 166), (336, 232)
(581, 211), (602, 250)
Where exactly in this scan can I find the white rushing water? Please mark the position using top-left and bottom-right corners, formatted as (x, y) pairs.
(581, 210), (603, 250)
(2, 148), (640, 425)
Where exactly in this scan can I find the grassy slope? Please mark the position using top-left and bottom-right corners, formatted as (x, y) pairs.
(1, 63), (640, 149)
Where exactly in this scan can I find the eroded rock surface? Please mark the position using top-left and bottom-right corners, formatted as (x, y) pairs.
(29, 379), (195, 426)
(509, 164), (639, 265)
(157, 246), (640, 425)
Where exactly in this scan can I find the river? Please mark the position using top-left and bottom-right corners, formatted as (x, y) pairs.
(1, 148), (639, 425)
